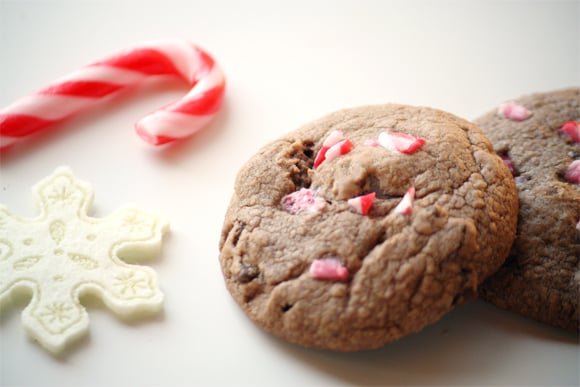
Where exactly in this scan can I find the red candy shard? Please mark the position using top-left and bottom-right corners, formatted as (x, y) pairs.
(313, 146), (329, 168)
(347, 192), (376, 215)
(309, 258), (349, 281)
(314, 130), (344, 168)
(378, 131), (426, 154)
(565, 160), (580, 184)
(497, 102), (532, 121)
(282, 188), (327, 214)
(393, 186), (415, 215)
(325, 138), (353, 163)
(560, 121), (580, 143)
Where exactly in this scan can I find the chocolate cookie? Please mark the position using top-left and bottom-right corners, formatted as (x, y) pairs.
(219, 104), (518, 351)
(476, 88), (580, 332)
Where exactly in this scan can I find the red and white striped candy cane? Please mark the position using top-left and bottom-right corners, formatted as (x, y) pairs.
(0, 39), (225, 149)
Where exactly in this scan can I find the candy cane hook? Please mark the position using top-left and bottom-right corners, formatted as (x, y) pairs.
(0, 40), (225, 149)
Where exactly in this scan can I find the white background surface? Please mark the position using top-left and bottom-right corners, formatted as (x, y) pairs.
(1, 0), (579, 386)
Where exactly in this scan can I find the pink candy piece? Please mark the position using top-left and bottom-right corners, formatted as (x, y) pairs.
(560, 121), (580, 143)
(565, 160), (580, 184)
(393, 187), (415, 215)
(309, 258), (349, 281)
(378, 131), (426, 154)
(497, 102), (532, 121)
(347, 192), (376, 215)
(282, 188), (327, 214)
(0, 39), (225, 149)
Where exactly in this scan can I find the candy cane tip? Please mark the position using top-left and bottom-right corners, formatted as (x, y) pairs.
(135, 127), (162, 145)
(135, 126), (180, 146)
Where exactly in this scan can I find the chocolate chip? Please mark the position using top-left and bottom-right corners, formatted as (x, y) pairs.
(281, 303), (293, 312)
(237, 263), (259, 283)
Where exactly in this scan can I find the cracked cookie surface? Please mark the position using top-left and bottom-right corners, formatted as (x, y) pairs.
(476, 88), (580, 332)
(219, 104), (518, 351)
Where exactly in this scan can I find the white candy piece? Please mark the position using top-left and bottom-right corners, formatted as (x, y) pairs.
(0, 167), (169, 354)
(393, 187), (415, 215)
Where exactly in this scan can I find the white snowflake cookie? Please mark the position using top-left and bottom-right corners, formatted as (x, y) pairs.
(0, 167), (169, 354)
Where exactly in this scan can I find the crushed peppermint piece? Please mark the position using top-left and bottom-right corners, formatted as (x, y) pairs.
(282, 188), (327, 214)
(577, 216), (580, 232)
(347, 192), (376, 215)
(314, 130), (344, 168)
(497, 102), (532, 121)
(324, 139), (353, 163)
(309, 258), (349, 281)
(564, 160), (580, 184)
(378, 131), (426, 154)
(393, 186), (415, 215)
(560, 121), (580, 143)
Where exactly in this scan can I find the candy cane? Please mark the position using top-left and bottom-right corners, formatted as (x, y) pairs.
(0, 40), (225, 149)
